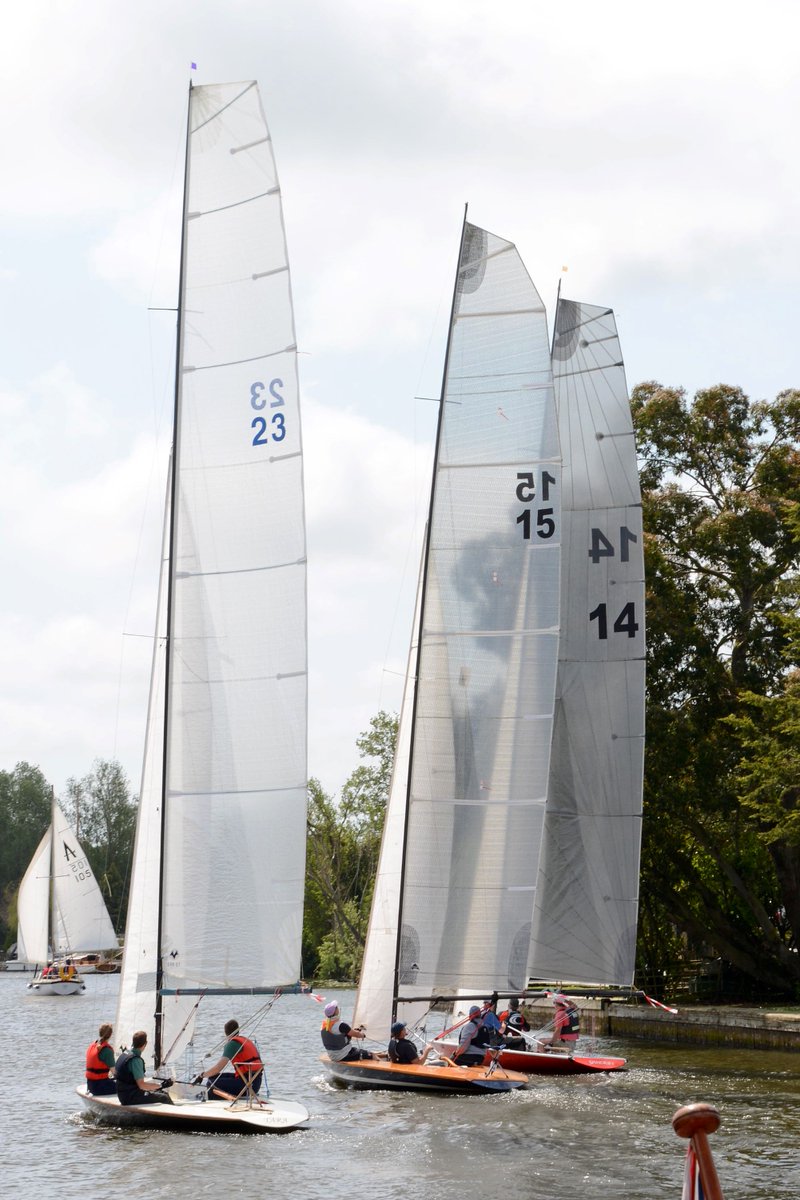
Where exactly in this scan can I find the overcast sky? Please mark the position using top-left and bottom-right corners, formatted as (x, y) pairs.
(1, 0), (798, 801)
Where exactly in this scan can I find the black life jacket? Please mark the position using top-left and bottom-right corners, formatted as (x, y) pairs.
(507, 1009), (530, 1033)
(115, 1049), (143, 1105)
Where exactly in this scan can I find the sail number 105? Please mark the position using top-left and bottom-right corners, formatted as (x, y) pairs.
(515, 470), (557, 539)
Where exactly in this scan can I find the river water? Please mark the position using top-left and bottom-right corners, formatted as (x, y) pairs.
(3, 972), (798, 1199)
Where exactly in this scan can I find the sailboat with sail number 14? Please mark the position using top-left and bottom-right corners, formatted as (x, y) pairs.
(77, 79), (310, 1133)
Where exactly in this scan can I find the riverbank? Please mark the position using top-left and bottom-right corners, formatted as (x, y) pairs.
(606, 1002), (800, 1051)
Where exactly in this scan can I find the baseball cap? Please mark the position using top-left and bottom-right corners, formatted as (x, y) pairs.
(390, 1021), (406, 1035)
(324, 1001), (339, 1017)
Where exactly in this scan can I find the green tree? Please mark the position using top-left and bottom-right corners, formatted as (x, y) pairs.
(632, 382), (800, 994)
(303, 711), (398, 980)
(63, 759), (136, 938)
(0, 763), (52, 950)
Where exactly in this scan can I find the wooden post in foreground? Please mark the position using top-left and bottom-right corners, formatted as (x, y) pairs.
(672, 1102), (725, 1200)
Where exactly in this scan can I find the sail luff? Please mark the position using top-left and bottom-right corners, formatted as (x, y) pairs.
(154, 80), (194, 1069)
(389, 213), (470, 1026)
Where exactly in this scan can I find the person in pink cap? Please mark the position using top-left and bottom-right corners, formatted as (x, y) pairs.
(319, 1001), (376, 1062)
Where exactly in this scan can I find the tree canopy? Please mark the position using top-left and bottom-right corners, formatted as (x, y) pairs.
(632, 382), (800, 996)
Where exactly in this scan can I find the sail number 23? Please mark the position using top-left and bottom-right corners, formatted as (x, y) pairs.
(250, 379), (286, 445)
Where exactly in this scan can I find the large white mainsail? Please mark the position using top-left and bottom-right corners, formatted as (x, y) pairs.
(528, 298), (645, 986)
(358, 222), (561, 1041)
(115, 81), (307, 1068)
(17, 800), (117, 965)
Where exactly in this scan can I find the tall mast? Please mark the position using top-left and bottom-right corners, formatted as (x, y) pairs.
(48, 786), (56, 963)
(390, 206), (469, 1019)
(154, 80), (193, 1068)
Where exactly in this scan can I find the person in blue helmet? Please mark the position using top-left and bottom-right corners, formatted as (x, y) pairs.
(387, 1021), (432, 1065)
(451, 1005), (488, 1066)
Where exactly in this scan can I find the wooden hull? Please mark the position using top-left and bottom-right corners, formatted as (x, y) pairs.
(76, 1084), (309, 1134)
(320, 1054), (528, 1094)
(27, 974), (85, 996)
(433, 1039), (626, 1075)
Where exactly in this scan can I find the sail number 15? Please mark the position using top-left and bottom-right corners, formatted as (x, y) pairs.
(515, 470), (557, 539)
(250, 379), (286, 445)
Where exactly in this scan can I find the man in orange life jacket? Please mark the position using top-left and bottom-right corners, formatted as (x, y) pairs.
(199, 1019), (264, 1098)
(85, 1021), (116, 1095)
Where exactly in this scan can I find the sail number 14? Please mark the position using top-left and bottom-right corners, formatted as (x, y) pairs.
(250, 379), (286, 445)
(588, 524), (640, 640)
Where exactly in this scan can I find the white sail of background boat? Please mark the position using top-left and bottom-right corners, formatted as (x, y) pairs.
(19, 794), (117, 995)
(329, 219), (558, 1094)
(528, 297), (645, 988)
(78, 80), (309, 1133)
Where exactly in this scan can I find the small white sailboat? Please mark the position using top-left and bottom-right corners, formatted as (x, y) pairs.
(77, 79), (310, 1134)
(19, 795), (117, 996)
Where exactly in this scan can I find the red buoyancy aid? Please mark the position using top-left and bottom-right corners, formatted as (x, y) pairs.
(230, 1034), (263, 1070)
(85, 1040), (112, 1080)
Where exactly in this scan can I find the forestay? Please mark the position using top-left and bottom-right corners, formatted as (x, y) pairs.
(528, 299), (645, 986)
(388, 223), (561, 1037)
(116, 81), (307, 1066)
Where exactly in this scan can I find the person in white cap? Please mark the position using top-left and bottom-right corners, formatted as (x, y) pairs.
(542, 994), (580, 1048)
(319, 1001), (376, 1062)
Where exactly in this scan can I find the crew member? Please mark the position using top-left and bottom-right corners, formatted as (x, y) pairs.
(115, 1031), (173, 1105)
(452, 1005), (488, 1066)
(543, 995), (580, 1048)
(388, 1021), (432, 1065)
(499, 998), (530, 1050)
(200, 1019), (264, 1099)
(320, 1001), (376, 1061)
(85, 1022), (117, 1095)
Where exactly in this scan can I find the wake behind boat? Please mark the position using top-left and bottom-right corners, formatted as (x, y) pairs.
(78, 78), (310, 1135)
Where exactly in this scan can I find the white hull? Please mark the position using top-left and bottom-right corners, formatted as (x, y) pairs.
(27, 974), (85, 996)
(4, 961), (33, 972)
(76, 1084), (309, 1134)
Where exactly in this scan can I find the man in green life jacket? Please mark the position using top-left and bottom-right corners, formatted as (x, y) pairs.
(115, 1031), (174, 1105)
(198, 1019), (264, 1099)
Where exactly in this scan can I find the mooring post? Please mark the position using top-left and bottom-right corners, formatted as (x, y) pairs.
(672, 1102), (725, 1200)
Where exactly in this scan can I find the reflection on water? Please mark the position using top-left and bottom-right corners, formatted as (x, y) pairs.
(3, 975), (798, 1199)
